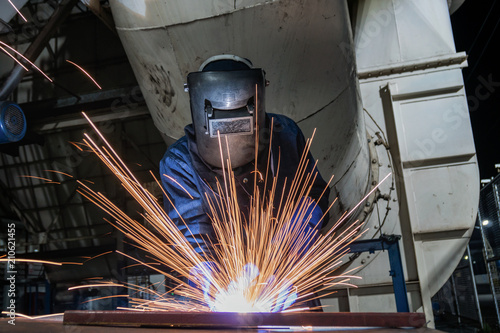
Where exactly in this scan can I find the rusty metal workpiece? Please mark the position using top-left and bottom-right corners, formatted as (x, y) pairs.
(63, 311), (426, 329)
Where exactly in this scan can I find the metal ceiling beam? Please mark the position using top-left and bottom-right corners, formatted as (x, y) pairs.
(0, 177), (40, 233)
(17, 85), (147, 130)
(0, 0), (80, 100)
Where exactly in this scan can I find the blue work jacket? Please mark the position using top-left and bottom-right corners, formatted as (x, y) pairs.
(160, 114), (329, 255)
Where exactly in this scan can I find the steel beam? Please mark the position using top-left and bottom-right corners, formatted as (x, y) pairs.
(63, 310), (426, 329)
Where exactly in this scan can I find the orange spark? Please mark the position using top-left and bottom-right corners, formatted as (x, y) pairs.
(0, 258), (62, 266)
(122, 262), (161, 270)
(163, 174), (194, 199)
(83, 250), (113, 263)
(80, 294), (129, 304)
(8, 0), (27, 22)
(66, 59), (102, 89)
(44, 170), (74, 178)
(0, 46), (29, 70)
(19, 175), (53, 182)
(69, 141), (85, 151)
(0, 41), (53, 82)
(68, 283), (124, 291)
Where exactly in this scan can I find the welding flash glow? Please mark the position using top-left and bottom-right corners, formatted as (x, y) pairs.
(213, 290), (270, 313)
(211, 264), (274, 313)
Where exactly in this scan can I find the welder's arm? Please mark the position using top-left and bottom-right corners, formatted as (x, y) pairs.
(288, 196), (324, 254)
(160, 156), (214, 257)
(286, 118), (330, 251)
(295, 124), (330, 231)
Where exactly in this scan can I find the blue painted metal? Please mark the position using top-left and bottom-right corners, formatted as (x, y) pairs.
(0, 101), (26, 143)
(348, 234), (409, 312)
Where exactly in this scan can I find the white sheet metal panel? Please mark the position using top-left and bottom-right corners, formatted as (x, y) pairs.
(398, 96), (475, 163)
(355, 0), (456, 71)
(406, 164), (479, 233)
(386, 73), (478, 232)
(109, 0), (371, 228)
(349, 0), (479, 326)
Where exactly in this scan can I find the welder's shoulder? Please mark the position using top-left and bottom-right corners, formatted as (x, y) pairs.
(160, 136), (193, 171)
(268, 113), (302, 135)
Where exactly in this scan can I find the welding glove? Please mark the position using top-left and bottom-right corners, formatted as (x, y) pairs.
(238, 264), (297, 312)
(271, 284), (298, 312)
(226, 263), (260, 293)
(189, 261), (217, 308)
(211, 263), (261, 312)
(261, 274), (297, 312)
(212, 264), (297, 312)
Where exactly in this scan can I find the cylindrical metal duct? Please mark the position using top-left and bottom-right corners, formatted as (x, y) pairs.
(109, 0), (371, 228)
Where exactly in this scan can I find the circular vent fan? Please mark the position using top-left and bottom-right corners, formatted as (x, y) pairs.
(0, 101), (27, 143)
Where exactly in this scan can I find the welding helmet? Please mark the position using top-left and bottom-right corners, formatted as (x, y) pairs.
(186, 55), (266, 168)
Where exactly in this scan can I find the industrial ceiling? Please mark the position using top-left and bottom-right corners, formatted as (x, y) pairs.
(0, 2), (166, 311)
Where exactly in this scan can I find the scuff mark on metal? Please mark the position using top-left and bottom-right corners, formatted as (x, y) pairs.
(296, 85), (348, 124)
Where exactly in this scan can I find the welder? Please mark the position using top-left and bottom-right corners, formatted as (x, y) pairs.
(159, 55), (330, 308)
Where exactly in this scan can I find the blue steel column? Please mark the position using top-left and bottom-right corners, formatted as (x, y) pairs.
(386, 237), (410, 312)
(348, 235), (409, 312)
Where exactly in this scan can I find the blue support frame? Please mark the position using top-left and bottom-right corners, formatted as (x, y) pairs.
(347, 234), (409, 312)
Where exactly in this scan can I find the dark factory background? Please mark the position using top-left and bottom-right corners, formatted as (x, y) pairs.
(0, 1), (499, 331)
